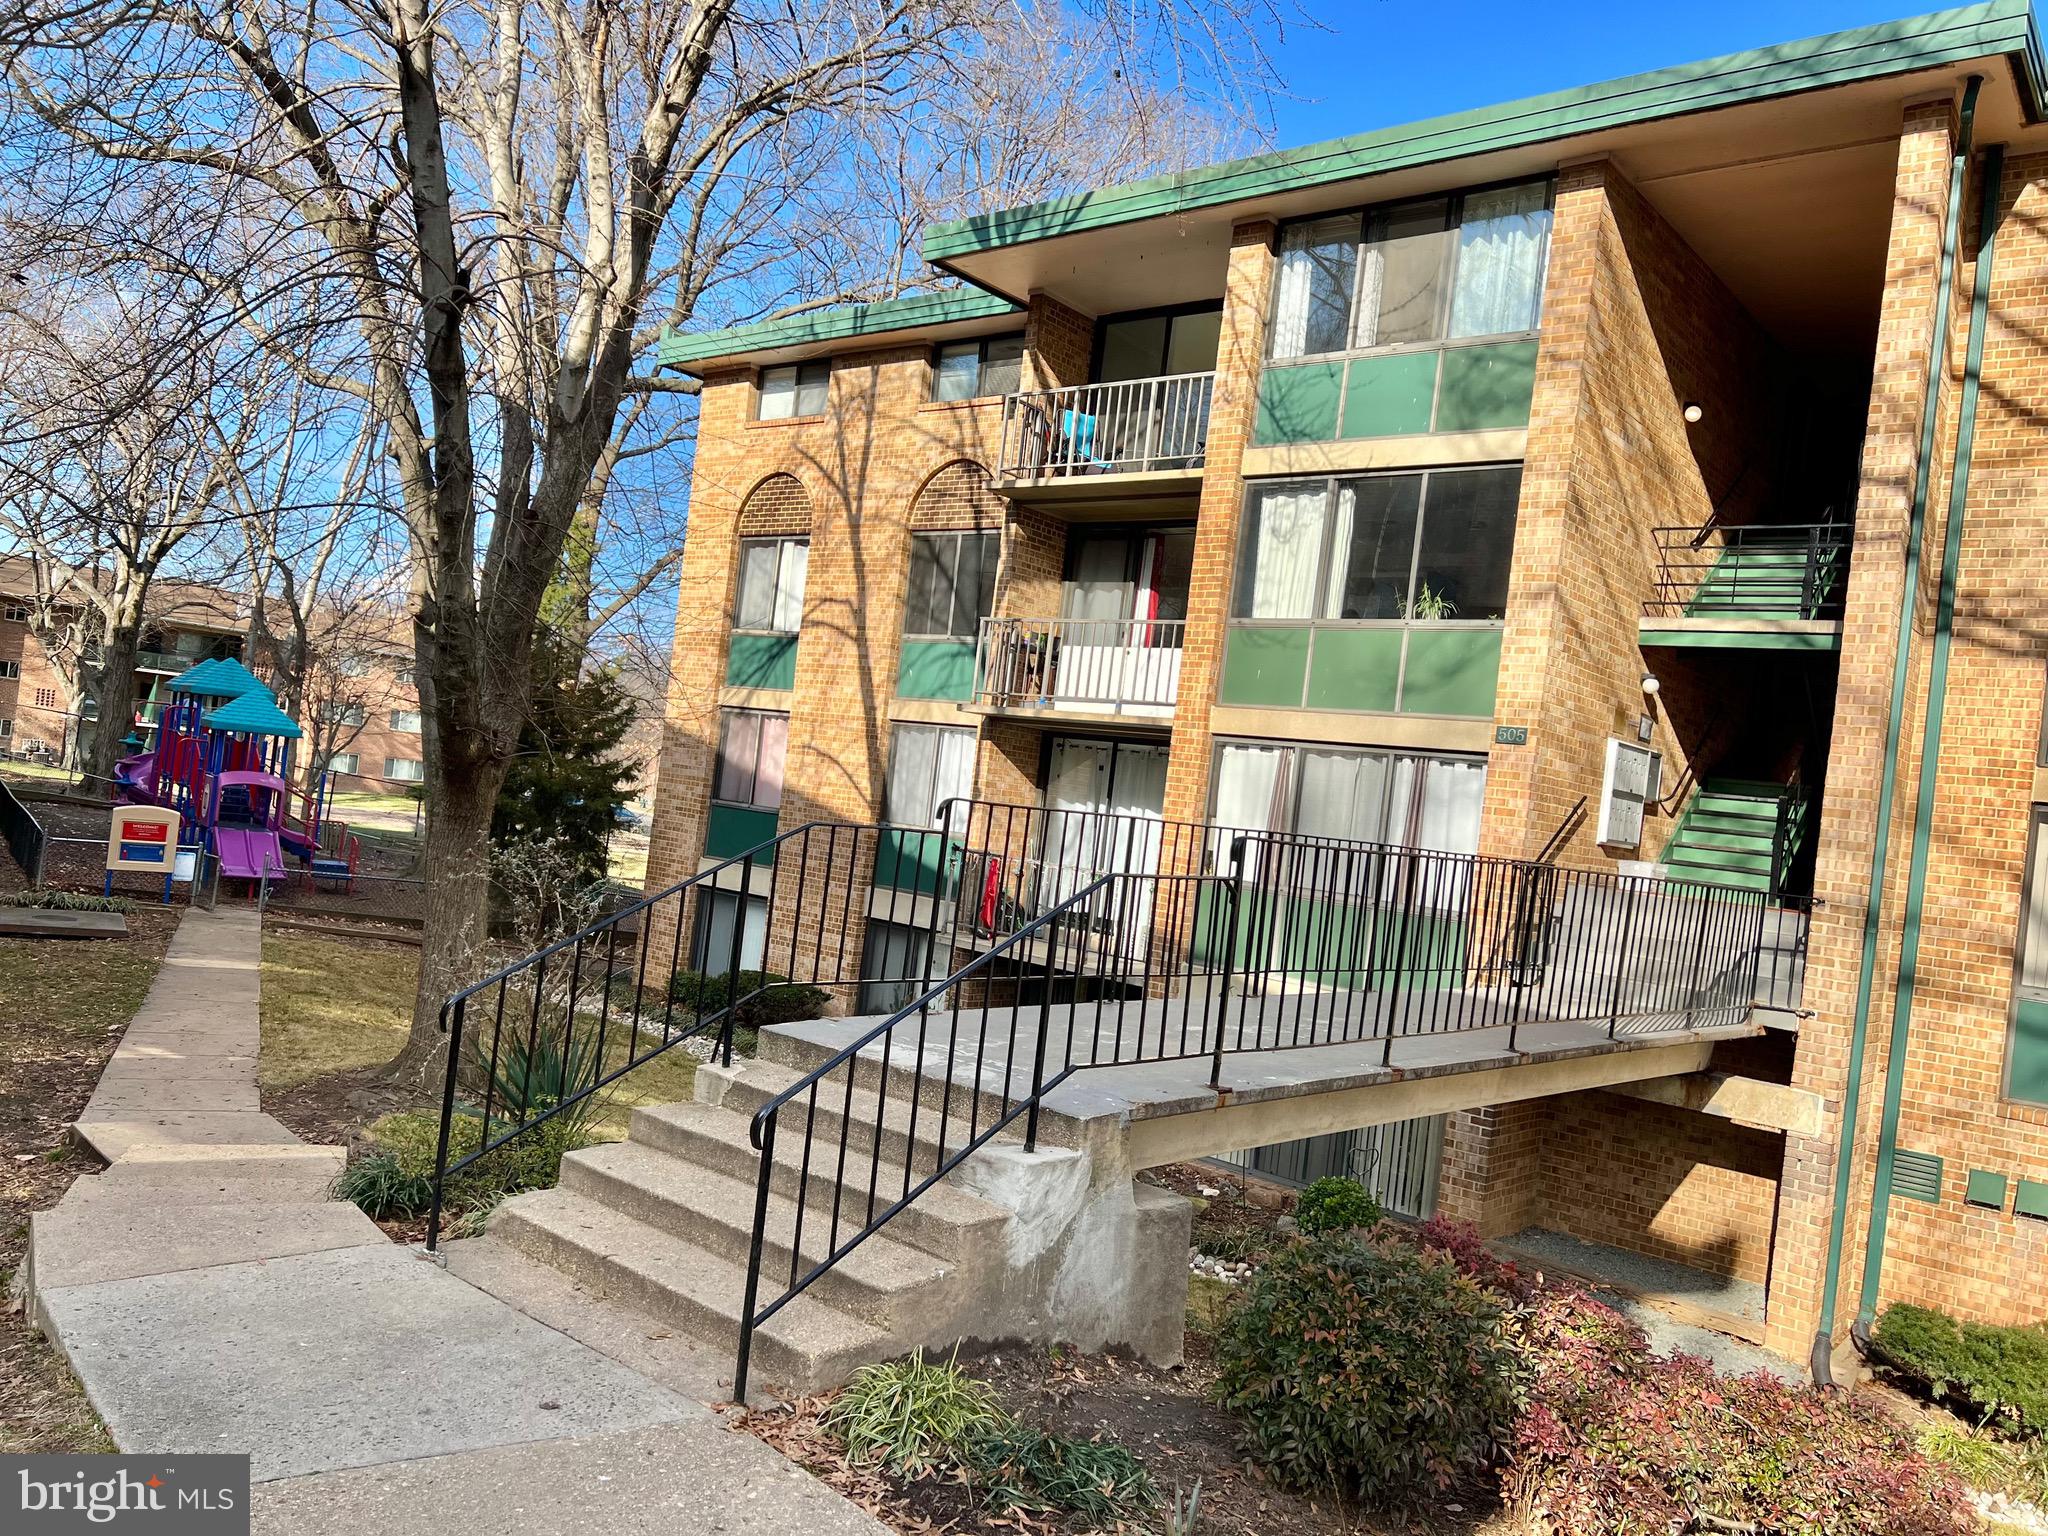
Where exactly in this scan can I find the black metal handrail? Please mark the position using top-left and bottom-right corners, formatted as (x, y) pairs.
(0, 776), (46, 884)
(1644, 521), (1852, 620)
(424, 818), (966, 1248)
(731, 826), (1768, 1398)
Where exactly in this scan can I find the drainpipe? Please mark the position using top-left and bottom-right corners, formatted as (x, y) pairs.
(1853, 139), (2006, 1342)
(1810, 75), (1979, 1387)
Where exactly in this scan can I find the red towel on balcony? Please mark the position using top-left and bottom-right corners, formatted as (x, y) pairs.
(979, 857), (1003, 933)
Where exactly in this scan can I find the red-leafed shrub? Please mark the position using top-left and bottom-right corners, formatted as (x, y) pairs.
(1406, 1214), (1543, 1303)
(1502, 1291), (1975, 1536)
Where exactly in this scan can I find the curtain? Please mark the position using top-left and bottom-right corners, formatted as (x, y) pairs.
(714, 712), (758, 802)
(1247, 485), (1328, 619)
(1449, 182), (1551, 339)
(772, 540), (809, 632)
(932, 726), (976, 833)
(735, 542), (778, 629)
(886, 723), (938, 824)
(752, 714), (788, 809)
(1271, 215), (1358, 360)
(1320, 483), (1358, 620)
(1414, 758), (1486, 855)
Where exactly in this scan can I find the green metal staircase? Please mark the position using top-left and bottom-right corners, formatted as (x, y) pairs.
(1682, 526), (1849, 618)
(1660, 780), (1808, 895)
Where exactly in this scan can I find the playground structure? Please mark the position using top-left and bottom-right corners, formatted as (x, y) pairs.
(112, 657), (362, 895)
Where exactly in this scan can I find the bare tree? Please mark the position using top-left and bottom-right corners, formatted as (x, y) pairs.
(4, 0), (1288, 1074)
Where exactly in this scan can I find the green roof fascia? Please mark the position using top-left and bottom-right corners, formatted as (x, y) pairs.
(923, 2), (2047, 263)
(657, 288), (1022, 372)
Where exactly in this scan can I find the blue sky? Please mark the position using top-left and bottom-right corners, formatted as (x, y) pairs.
(1257, 0), (1972, 145)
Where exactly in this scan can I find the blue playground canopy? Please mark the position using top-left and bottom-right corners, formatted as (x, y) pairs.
(204, 690), (303, 739)
(168, 657), (267, 700)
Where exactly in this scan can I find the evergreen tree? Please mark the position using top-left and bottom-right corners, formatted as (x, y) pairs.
(492, 631), (636, 885)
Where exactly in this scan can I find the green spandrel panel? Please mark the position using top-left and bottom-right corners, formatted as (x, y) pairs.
(875, 827), (958, 896)
(1340, 351), (1438, 438)
(1303, 627), (1401, 712)
(1253, 362), (1344, 446)
(705, 803), (779, 859)
(1400, 628), (1502, 716)
(896, 639), (976, 701)
(1219, 626), (1312, 707)
(726, 632), (799, 690)
(1435, 340), (1539, 432)
(1966, 1169), (2009, 1210)
(2011, 999), (2048, 1106)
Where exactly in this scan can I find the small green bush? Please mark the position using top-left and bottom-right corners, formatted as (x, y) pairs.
(1918, 1418), (2048, 1504)
(962, 1422), (1157, 1523)
(1293, 1175), (1381, 1237)
(668, 969), (829, 1036)
(333, 1110), (591, 1220)
(1212, 1233), (1519, 1508)
(1873, 1303), (2048, 1438)
(464, 1028), (602, 1137)
(2, 889), (135, 913)
(821, 1351), (1005, 1476)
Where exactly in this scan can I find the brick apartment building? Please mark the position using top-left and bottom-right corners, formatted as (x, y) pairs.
(644, 3), (2048, 1366)
(0, 558), (427, 794)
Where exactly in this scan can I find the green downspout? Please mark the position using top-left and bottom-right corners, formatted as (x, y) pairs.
(1809, 75), (1980, 1386)
(1854, 139), (2006, 1341)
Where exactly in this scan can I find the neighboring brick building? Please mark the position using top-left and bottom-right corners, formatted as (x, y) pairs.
(646, 5), (2048, 1366)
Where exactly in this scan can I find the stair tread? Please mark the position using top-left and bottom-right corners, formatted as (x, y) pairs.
(497, 1185), (892, 1360)
(564, 1139), (951, 1290)
(725, 1054), (1032, 1158)
(634, 1099), (1010, 1236)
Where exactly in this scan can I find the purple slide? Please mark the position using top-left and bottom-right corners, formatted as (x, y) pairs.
(214, 826), (286, 882)
(114, 748), (158, 804)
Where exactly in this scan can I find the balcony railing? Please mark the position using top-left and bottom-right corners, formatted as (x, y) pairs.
(997, 372), (1214, 481)
(1645, 521), (1852, 620)
(973, 615), (1183, 715)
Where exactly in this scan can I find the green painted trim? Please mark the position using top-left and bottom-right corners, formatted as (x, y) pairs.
(1889, 1149), (1945, 1203)
(1638, 628), (1843, 652)
(706, 803), (780, 859)
(726, 632), (799, 690)
(896, 639), (977, 702)
(922, 4), (2044, 263)
(1965, 1168), (2009, 1209)
(1304, 627), (1402, 712)
(1858, 137), (2006, 1331)
(1399, 628), (1503, 716)
(1815, 76), (1982, 1372)
(658, 288), (1020, 372)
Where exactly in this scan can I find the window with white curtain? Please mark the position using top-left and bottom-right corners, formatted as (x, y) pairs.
(1235, 467), (1521, 623)
(1268, 178), (1552, 361)
(735, 538), (808, 631)
(885, 723), (975, 829)
(714, 709), (788, 809)
(692, 890), (767, 975)
(1212, 740), (1486, 858)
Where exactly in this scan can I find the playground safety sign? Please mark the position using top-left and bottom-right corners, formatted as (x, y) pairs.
(105, 806), (181, 903)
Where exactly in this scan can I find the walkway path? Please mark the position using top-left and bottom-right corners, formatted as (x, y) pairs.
(28, 905), (884, 1534)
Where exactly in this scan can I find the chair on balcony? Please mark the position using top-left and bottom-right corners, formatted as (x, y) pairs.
(1056, 409), (1116, 476)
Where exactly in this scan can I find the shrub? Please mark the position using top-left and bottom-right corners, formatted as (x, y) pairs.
(821, 1351), (1005, 1476)
(1408, 1213), (1542, 1304)
(1292, 1175), (1381, 1237)
(333, 1110), (591, 1220)
(2, 889), (134, 913)
(668, 968), (829, 1034)
(1505, 1294), (1975, 1536)
(464, 1027), (603, 1138)
(1873, 1303), (2048, 1439)
(1211, 1233), (1519, 1507)
(1918, 1418), (2048, 1505)
(962, 1422), (1157, 1524)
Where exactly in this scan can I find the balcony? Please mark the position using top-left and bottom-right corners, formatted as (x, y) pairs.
(972, 616), (1182, 720)
(996, 373), (1212, 513)
(1640, 521), (1852, 652)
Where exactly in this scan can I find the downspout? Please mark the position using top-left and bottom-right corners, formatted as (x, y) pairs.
(1854, 139), (2006, 1341)
(1810, 75), (1980, 1386)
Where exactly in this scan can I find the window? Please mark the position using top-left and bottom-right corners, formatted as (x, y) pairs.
(1, 604), (26, 623)
(2010, 810), (2048, 1105)
(0, 719), (11, 739)
(1235, 466), (1521, 622)
(331, 703), (367, 727)
(860, 921), (933, 1014)
(334, 653), (373, 679)
(1269, 178), (1553, 361)
(1094, 307), (1223, 381)
(931, 334), (1025, 402)
(714, 709), (788, 810)
(735, 538), (809, 632)
(757, 360), (829, 420)
(692, 890), (767, 976)
(384, 757), (424, 782)
(0, 660), (17, 680)
(886, 723), (975, 829)
(903, 531), (997, 640)
(33, 688), (55, 709)
(325, 752), (360, 776)
(395, 666), (416, 688)
(390, 709), (421, 733)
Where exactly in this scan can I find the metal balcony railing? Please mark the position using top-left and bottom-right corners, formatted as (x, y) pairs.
(1645, 521), (1852, 620)
(997, 372), (1214, 480)
(973, 615), (1184, 715)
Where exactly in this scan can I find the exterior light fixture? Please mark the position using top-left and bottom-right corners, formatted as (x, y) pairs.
(1641, 673), (1661, 697)
(1682, 402), (1705, 423)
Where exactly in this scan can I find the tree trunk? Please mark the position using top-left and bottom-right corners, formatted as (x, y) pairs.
(82, 622), (142, 785)
(385, 751), (504, 1090)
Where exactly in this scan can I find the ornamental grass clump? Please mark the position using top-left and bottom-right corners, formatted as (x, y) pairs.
(1211, 1232), (1520, 1509)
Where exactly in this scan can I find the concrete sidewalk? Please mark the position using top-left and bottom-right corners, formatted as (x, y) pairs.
(27, 905), (886, 1534)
